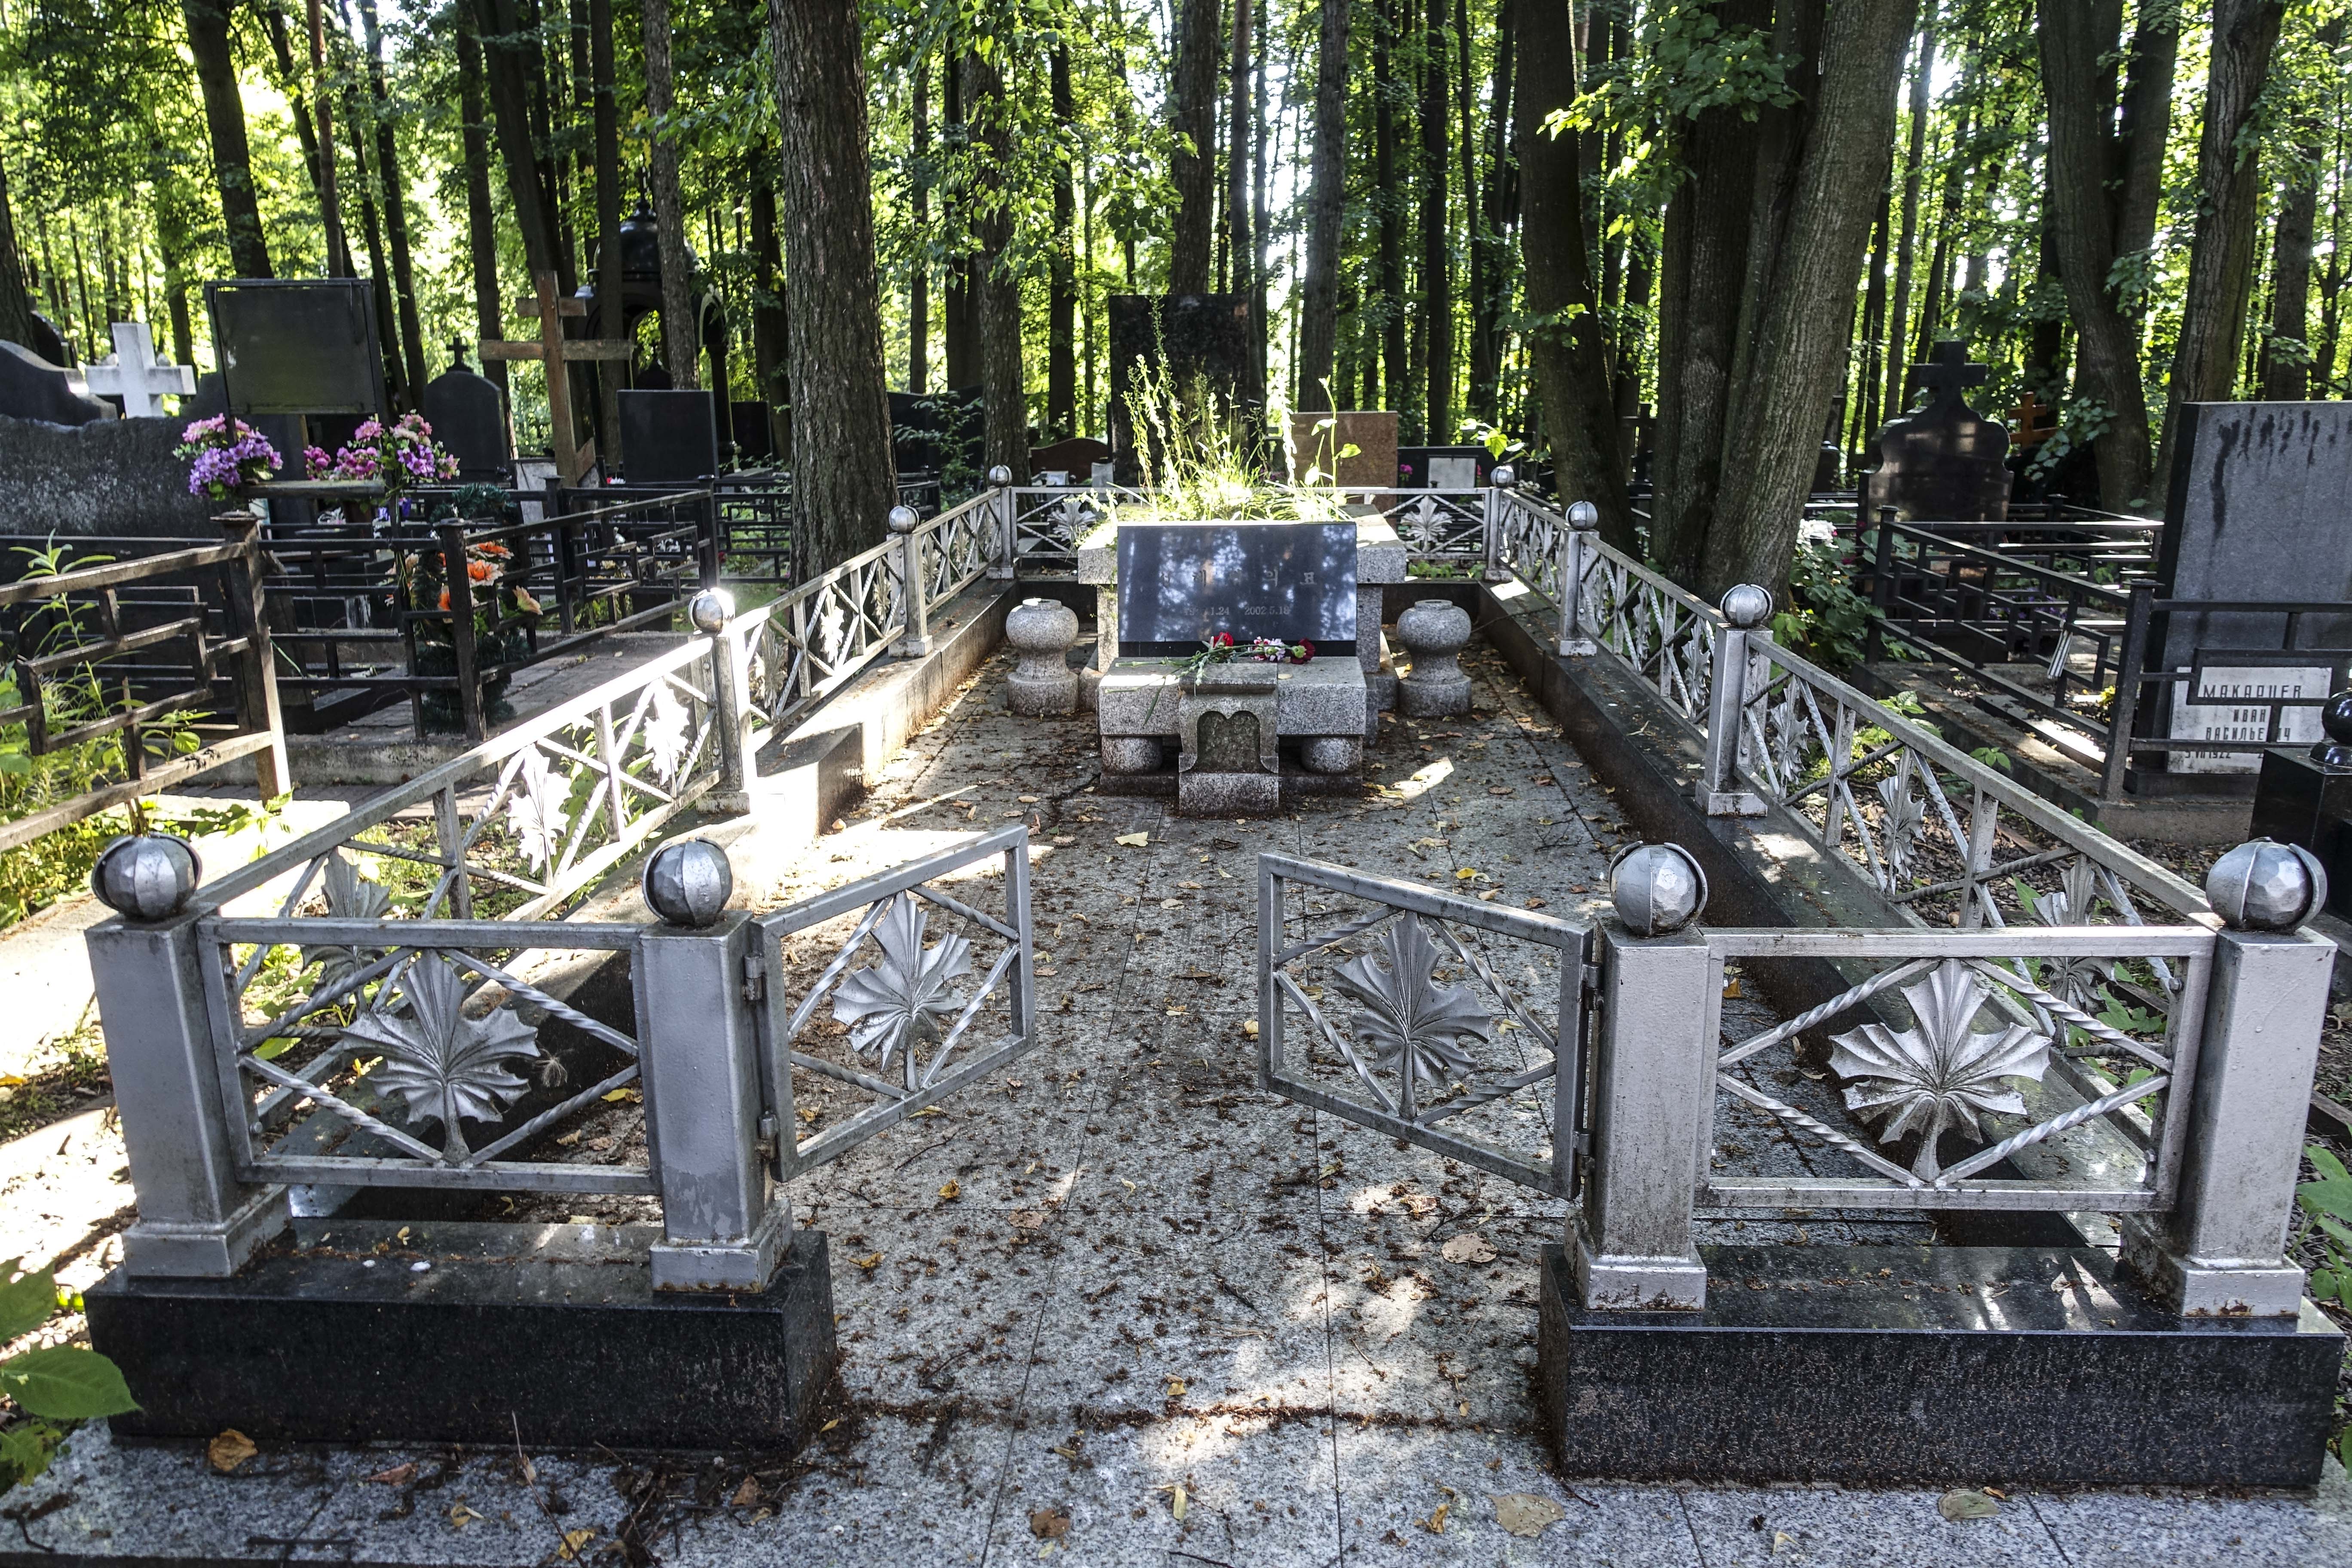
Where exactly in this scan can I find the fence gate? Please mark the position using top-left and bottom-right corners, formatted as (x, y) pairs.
(1254, 853), (1592, 1196)
(753, 826), (1037, 1180)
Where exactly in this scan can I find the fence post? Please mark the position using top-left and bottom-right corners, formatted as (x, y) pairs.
(636, 842), (793, 1292)
(1480, 465), (1513, 582)
(890, 505), (934, 658)
(85, 837), (288, 1277)
(216, 514), (289, 799)
(437, 521), (487, 743)
(1864, 508), (1896, 665)
(2122, 841), (2334, 1316)
(988, 464), (1017, 578)
(1556, 500), (1599, 656)
(691, 589), (753, 809)
(1576, 845), (1713, 1311)
(2102, 583), (2154, 802)
(1697, 585), (1771, 815)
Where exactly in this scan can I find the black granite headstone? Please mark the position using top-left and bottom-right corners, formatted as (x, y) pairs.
(1107, 294), (1253, 485)
(2250, 695), (2352, 918)
(732, 400), (774, 462)
(889, 387), (981, 475)
(1116, 520), (1357, 656)
(420, 356), (511, 484)
(619, 389), (720, 483)
(205, 279), (386, 418)
(0, 341), (109, 426)
(1859, 340), (2012, 522)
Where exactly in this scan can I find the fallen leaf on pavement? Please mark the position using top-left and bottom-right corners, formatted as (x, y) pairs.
(1012, 1210), (1047, 1229)
(1164, 1376), (1186, 1399)
(448, 1503), (484, 1528)
(1523, 896), (1547, 909)
(1441, 1233), (1498, 1264)
(853, 1252), (882, 1270)
(732, 1477), (761, 1507)
(1492, 1493), (1565, 1537)
(1116, 832), (1149, 846)
(1018, 795), (1041, 804)
(1029, 1506), (1070, 1539)
(556, 1527), (598, 1559)
(938, 1180), (962, 1201)
(362, 1461), (417, 1485)
(1937, 1489), (1999, 1521)
(1170, 1483), (1188, 1521)
(206, 1430), (257, 1473)
(1241, 1020), (1260, 1038)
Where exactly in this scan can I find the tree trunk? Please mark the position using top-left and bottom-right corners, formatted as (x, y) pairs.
(2257, 18), (2339, 400)
(585, 0), (624, 457)
(1227, 0), (1256, 391)
(257, 4), (342, 276)
(472, 0), (562, 282)
(181, 0), (271, 278)
(1169, 0), (1221, 293)
(1420, 0), (1452, 443)
(1295, 0), (1350, 410)
(0, 153), (34, 349)
(457, 17), (507, 395)
(767, 0), (897, 568)
(2156, 0), (2287, 505)
(1651, 0), (1771, 580)
(1516, 0), (1632, 548)
(1048, 43), (1077, 438)
(2040, 0), (2153, 508)
(359, 0), (428, 402)
(910, 54), (930, 396)
(1375, 0), (1407, 412)
(1881, 15), (1934, 424)
(962, 50), (1028, 478)
(342, 81), (407, 408)
(1706, 0), (1918, 597)
(750, 174), (789, 457)
(1469, 0), (1513, 421)
(1251, 10), (1271, 409)
(642, 0), (700, 388)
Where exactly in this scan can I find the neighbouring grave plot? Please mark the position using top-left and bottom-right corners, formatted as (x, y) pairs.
(1858, 340), (2014, 523)
(1255, 854), (1586, 1196)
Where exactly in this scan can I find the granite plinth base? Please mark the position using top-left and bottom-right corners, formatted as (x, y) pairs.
(1098, 765), (1364, 802)
(1537, 1242), (2343, 1487)
(86, 1221), (837, 1453)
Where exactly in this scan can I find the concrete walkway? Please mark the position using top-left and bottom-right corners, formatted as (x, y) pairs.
(3, 646), (2345, 1566)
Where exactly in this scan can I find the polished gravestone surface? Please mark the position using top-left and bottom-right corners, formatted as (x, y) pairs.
(420, 353), (511, 484)
(619, 388), (721, 484)
(1114, 520), (1357, 656)
(1859, 340), (2013, 522)
(1107, 293), (1253, 483)
(205, 279), (387, 420)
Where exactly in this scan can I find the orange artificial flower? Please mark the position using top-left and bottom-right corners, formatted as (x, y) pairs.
(468, 560), (494, 582)
(438, 588), (451, 610)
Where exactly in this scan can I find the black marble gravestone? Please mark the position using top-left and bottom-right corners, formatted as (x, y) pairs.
(421, 349), (511, 484)
(731, 400), (774, 463)
(889, 387), (981, 475)
(1115, 520), (1357, 656)
(619, 389), (720, 484)
(0, 341), (109, 426)
(1107, 294), (1253, 484)
(1860, 340), (2012, 522)
(205, 279), (386, 418)
(2251, 693), (2352, 919)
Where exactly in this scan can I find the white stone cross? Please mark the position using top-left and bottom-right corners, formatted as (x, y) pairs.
(83, 322), (196, 418)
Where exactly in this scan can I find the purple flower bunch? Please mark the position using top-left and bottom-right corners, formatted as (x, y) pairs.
(176, 416), (283, 500)
(305, 414), (459, 492)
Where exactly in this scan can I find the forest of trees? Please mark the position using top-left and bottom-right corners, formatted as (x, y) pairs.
(0, 0), (2346, 592)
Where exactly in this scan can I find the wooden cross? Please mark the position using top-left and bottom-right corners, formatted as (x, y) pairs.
(477, 270), (631, 483)
(2011, 390), (2059, 446)
(83, 321), (195, 418)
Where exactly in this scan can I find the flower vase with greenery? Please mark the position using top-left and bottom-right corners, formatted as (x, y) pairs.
(395, 486), (542, 732)
(175, 416), (282, 502)
(306, 414), (459, 524)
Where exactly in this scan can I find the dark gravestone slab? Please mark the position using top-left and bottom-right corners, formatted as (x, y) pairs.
(205, 279), (386, 418)
(1860, 340), (2012, 522)
(619, 389), (720, 483)
(0, 412), (222, 536)
(732, 399), (775, 462)
(0, 341), (109, 426)
(1108, 294), (1252, 484)
(2252, 737), (2352, 923)
(1029, 435), (1112, 479)
(890, 386), (980, 475)
(420, 362), (511, 483)
(1115, 520), (1357, 656)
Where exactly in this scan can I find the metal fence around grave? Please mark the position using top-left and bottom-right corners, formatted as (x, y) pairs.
(0, 520), (286, 851)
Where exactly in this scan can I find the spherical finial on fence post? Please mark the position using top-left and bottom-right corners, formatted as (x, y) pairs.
(1490, 463), (1516, 489)
(1719, 584), (1773, 630)
(2204, 839), (2325, 931)
(1610, 843), (1709, 936)
(90, 834), (202, 922)
(986, 464), (1014, 488)
(887, 504), (921, 535)
(688, 588), (735, 634)
(1566, 500), (1599, 531)
(2310, 692), (2352, 770)
(642, 839), (735, 928)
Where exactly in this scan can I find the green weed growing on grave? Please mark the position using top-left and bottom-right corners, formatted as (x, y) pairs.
(2297, 1145), (2352, 1314)
(1771, 535), (1905, 671)
(0, 1256), (137, 1490)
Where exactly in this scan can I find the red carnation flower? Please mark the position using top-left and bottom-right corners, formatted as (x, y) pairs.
(1290, 640), (1315, 664)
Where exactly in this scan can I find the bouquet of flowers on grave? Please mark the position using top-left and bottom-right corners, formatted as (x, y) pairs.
(1174, 631), (1316, 680)
(391, 536), (542, 640)
(304, 413), (459, 500)
(175, 416), (283, 501)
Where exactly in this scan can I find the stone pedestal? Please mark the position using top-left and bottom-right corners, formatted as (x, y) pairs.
(1537, 1242), (2343, 1486)
(1395, 597), (1473, 717)
(1005, 597), (1081, 716)
(1177, 663), (1280, 815)
(87, 1219), (839, 1452)
(1097, 656), (1369, 810)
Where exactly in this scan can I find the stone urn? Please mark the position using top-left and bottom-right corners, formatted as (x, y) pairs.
(1396, 597), (1473, 717)
(1005, 597), (1081, 716)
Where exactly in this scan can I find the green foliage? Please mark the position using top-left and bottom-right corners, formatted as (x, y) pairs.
(0, 1257), (137, 1491)
(2300, 1145), (2352, 1313)
(1770, 537), (1883, 671)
